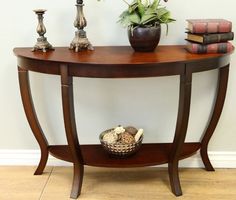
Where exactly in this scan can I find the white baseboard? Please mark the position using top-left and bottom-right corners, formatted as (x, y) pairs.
(0, 150), (236, 168)
(0, 150), (72, 166)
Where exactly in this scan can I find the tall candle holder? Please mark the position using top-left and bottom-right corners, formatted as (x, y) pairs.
(69, 0), (94, 52)
(32, 9), (54, 52)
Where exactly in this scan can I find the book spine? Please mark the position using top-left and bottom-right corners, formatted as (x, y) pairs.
(203, 32), (234, 44)
(190, 21), (232, 33)
(187, 42), (234, 54)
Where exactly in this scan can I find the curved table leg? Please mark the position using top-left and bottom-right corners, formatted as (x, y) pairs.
(200, 65), (229, 171)
(18, 67), (49, 175)
(168, 72), (192, 196)
(60, 64), (84, 199)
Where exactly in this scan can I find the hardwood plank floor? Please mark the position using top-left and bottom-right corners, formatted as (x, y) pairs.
(0, 166), (235, 200)
(0, 166), (52, 200)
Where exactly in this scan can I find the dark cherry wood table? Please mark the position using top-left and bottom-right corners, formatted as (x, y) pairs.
(14, 46), (233, 199)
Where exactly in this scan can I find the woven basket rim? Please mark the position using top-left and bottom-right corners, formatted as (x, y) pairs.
(99, 128), (143, 145)
(99, 128), (143, 157)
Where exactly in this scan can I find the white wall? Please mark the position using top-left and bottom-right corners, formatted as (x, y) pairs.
(0, 0), (236, 153)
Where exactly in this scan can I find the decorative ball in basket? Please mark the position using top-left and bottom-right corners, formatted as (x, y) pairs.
(99, 126), (144, 157)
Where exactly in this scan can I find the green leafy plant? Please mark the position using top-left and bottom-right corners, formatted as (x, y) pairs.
(118, 0), (175, 34)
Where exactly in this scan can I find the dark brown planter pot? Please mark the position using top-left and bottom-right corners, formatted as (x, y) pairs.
(128, 25), (161, 52)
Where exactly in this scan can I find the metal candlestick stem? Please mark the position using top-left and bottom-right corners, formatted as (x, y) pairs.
(32, 9), (54, 52)
(69, 1), (94, 52)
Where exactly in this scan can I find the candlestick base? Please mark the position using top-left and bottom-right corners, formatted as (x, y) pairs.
(32, 37), (54, 53)
(69, 30), (94, 52)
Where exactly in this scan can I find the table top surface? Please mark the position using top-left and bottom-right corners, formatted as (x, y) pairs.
(14, 45), (233, 65)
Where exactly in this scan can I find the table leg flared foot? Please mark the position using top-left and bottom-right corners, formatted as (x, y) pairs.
(200, 149), (215, 171)
(70, 164), (84, 199)
(168, 162), (183, 196)
(168, 72), (192, 196)
(60, 64), (85, 199)
(200, 65), (229, 171)
(18, 67), (49, 175)
(34, 150), (49, 175)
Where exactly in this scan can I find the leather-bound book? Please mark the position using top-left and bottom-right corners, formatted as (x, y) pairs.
(186, 32), (234, 44)
(187, 19), (232, 34)
(186, 41), (234, 54)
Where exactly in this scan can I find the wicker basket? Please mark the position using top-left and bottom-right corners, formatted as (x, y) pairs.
(99, 128), (143, 157)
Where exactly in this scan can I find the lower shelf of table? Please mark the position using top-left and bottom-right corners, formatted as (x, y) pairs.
(48, 143), (201, 168)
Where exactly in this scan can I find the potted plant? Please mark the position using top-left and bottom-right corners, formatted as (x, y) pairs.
(118, 0), (175, 52)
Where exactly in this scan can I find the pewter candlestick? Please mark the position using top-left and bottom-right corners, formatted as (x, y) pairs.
(32, 9), (54, 52)
(69, 0), (94, 52)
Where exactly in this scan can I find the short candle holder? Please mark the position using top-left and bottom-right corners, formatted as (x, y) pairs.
(32, 9), (54, 53)
(69, 0), (94, 52)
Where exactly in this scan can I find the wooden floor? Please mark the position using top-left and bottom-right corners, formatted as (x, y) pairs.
(0, 167), (235, 200)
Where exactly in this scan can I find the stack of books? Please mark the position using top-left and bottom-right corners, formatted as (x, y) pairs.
(186, 19), (234, 54)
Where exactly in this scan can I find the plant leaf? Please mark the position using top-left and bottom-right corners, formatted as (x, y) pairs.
(137, 0), (145, 17)
(140, 14), (157, 25)
(117, 0), (176, 33)
(129, 2), (138, 13)
(141, 0), (149, 7)
(151, 0), (160, 9)
(157, 7), (169, 18)
(129, 12), (141, 24)
(118, 10), (133, 27)
(160, 11), (171, 23)
(145, 7), (157, 15)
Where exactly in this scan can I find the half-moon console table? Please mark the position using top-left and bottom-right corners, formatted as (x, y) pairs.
(14, 46), (233, 199)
